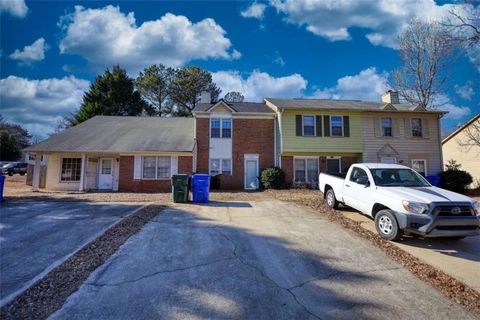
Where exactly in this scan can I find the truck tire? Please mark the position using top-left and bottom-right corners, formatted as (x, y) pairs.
(375, 210), (403, 241)
(325, 189), (339, 209)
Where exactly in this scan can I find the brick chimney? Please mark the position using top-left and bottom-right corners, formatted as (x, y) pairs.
(381, 90), (400, 104)
(200, 91), (211, 104)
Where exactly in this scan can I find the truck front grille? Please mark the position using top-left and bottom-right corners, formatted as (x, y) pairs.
(435, 206), (473, 217)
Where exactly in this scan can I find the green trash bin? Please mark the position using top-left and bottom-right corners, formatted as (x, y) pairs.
(171, 174), (189, 203)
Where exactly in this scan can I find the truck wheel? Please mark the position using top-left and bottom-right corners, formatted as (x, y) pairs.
(325, 189), (339, 209)
(375, 210), (403, 241)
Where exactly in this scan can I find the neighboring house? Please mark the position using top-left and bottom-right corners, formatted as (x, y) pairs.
(24, 116), (194, 192)
(265, 91), (446, 186)
(193, 93), (276, 189)
(442, 114), (480, 187)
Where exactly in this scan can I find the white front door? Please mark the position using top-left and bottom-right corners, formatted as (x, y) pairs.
(98, 158), (113, 190)
(244, 158), (259, 190)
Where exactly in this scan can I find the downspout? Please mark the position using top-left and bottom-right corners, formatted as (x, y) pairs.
(278, 109), (284, 169)
(438, 114), (445, 174)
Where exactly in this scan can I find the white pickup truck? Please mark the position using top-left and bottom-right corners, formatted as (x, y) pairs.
(319, 163), (480, 241)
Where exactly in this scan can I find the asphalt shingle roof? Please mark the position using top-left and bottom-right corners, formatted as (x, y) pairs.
(25, 116), (195, 153)
(194, 101), (274, 113)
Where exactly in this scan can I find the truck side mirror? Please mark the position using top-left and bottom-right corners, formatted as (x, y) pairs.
(356, 177), (370, 187)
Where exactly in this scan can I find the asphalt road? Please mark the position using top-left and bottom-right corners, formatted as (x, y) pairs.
(51, 200), (476, 319)
(0, 200), (142, 305)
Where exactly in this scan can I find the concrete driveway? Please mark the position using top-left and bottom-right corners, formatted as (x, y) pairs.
(51, 200), (475, 320)
(0, 201), (142, 305)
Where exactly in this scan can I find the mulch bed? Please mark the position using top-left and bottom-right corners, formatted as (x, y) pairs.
(272, 193), (480, 316)
(0, 204), (165, 320)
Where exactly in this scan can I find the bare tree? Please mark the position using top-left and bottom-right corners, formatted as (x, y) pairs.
(457, 116), (480, 149)
(442, 1), (479, 45)
(392, 19), (458, 108)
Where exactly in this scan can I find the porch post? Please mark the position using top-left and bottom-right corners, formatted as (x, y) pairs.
(32, 153), (41, 192)
(79, 153), (86, 192)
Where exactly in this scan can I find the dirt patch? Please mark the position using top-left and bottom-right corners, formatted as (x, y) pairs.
(0, 204), (165, 320)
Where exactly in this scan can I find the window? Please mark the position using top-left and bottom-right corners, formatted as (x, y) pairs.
(61, 158), (82, 182)
(330, 116), (343, 136)
(142, 156), (171, 179)
(370, 168), (430, 187)
(326, 157), (341, 173)
(412, 159), (427, 177)
(211, 119), (220, 138)
(294, 158), (319, 184)
(210, 158), (232, 176)
(350, 167), (368, 184)
(381, 117), (393, 137)
(302, 115), (315, 136)
(101, 159), (112, 174)
(211, 118), (232, 138)
(411, 118), (423, 137)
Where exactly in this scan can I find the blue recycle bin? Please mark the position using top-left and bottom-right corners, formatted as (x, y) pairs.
(192, 174), (210, 203)
(426, 175), (441, 187)
(0, 175), (5, 203)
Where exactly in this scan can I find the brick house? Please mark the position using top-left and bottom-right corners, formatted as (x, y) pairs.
(193, 96), (276, 189)
(24, 116), (195, 192)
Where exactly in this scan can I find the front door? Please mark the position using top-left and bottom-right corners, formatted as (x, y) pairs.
(98, 158), (113, 190)
(244, 158), (259, 190)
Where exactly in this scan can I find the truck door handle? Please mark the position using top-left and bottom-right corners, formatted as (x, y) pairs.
(345, 184), (350, 187)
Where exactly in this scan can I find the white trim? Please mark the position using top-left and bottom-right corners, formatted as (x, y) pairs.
(98, 157), (114, 190)
(244, 154), (260, 190)
(301, 114), (316, 137)
(59, 157), (82, 183)
(79, 154), (87, 191)
(32, 154), (42, 192)
(410, 117), (423, 137)
(141, 156), (172, 180)
(411, 159), (428, 176)
(330, 115), (344, 137)
(194, 113), (274, 119)
(209, 158), (232, 176)
(293, 156), (320, 183)
(210, 118), (232, 139)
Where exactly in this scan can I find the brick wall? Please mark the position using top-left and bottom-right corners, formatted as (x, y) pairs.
(196, 117), (275, 189)
(118, 156), (193, 192)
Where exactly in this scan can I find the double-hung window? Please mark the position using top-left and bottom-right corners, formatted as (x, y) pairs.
(411, 118), (423, 137)
(330, 116), (343, 136)
(381, 117), (393, 137)
(142, 156), (171, 179)
(210, 158), (232, 176)
(60, 158), (82, 182)
(294, 158), (319, 184)
(302, 115), (315, 136)
(211, 118), (232, 138)
(412, 159), (427, 176)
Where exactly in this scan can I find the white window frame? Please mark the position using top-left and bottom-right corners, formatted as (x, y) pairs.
(293, 156), (319, 183)
(326, 156), (342, 173)
(210, 118), (232, 139)
(59, 157), (82, 182)
(209, 158), (232, 176)
(381, 117), (393, 137)
(380, 156), (397, 164)
(411, 159), (427, 176)
(302, 115), (316, 137)
(330, 115), (344, 137)
(411, 118), (423, 137)
(141, 156), (171, 180)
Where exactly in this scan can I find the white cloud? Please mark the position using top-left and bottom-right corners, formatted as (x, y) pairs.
(241, 2), (267, 19)
(0, 0), (27, 17)
(435, 94), (471, 120)
(58, 5), (240, 73)
(0, 76), (90, 137)
(212, 70), (307, 101)
(454, 82), (474, 100)
(312, 67), (389, 101)
(9, 38), (48, 65)
(270, 0), (457, 48)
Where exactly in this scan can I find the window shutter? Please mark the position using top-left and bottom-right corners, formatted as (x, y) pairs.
(422, 118), (430, 138)
(343, 116), (350, 137)
(316, 115), (322, 136)
(171, 156), (178, 176)
(296, 115), (302, 136)
(374, 117), (382, 138)
(133, 156), (142, 180)
(405, 118), (412, 138)
(393, 118), (400, 137)
(324, 116), (330, 137)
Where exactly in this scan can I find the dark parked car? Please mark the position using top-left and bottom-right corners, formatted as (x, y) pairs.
(1, 162), (28, 176)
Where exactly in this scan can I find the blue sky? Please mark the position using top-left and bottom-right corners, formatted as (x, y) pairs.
(1, 0), (478, 138)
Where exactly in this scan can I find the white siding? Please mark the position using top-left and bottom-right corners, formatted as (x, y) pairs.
(362, 113), (443, 175)
(45, 154), (81, 191)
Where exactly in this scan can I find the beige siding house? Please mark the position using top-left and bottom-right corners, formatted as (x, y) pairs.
(442, 114), (480, 187)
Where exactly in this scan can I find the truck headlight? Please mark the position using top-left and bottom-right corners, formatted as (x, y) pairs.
(474, 201), (480, 216)
(402, 201), (429, 214)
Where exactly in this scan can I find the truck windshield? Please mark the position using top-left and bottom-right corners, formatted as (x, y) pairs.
(369, 168), (431, 187)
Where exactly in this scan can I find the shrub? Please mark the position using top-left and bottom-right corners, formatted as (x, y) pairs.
(260, 167), (285, 189)
(439, 169), (473, 194)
